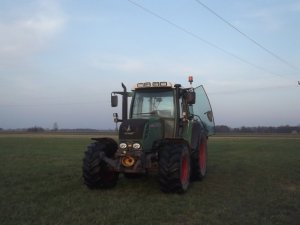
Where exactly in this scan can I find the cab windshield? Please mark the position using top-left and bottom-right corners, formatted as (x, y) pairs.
(131, 89), (174, 119)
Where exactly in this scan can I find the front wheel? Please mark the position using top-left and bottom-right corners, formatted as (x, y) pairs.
(82, 142), (119, 189)
(159, 141), (191, 193)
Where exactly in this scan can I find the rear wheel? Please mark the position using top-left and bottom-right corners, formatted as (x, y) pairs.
(191, 135), (207, 180)
(159, 141), (191, 193)
(82, 141), (119, 189)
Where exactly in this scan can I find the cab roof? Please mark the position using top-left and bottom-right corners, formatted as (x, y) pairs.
(132, 82), (174, 91)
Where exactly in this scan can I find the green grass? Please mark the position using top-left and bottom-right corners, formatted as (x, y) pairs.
(0, 134), (299, 225)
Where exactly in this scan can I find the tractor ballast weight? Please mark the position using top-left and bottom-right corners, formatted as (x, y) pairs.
(82, 77), (215, 193)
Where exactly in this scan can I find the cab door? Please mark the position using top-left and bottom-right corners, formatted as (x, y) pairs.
(192, 85), (215, 136)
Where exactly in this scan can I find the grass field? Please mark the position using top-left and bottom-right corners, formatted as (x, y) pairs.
(0, 133), (299, 225)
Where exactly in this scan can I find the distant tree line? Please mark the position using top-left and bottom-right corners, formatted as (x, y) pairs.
(1, 125), (299, 134)
(215, 125), (300, 134)
(24, 127), (114, 133)
(27, 126), (45, 132)
(0, 127), (115, 133)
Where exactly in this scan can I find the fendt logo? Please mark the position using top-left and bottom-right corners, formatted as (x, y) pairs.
(124, 124), (135, 135)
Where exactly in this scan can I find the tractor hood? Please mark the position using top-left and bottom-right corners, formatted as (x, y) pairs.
(119, 118), (163, 151)
(119, 119), (148, 139)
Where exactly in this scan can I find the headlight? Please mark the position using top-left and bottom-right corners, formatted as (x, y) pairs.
(119, 143), (127, 149)
(132, 143), (141, 150)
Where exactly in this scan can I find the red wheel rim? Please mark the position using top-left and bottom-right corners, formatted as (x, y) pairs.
(199, 141), (206, 175)
(181, 155), (189, 183)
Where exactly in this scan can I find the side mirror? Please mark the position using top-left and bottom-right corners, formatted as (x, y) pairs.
(185, 92), (195, 105)
(111, 95), (118, 107)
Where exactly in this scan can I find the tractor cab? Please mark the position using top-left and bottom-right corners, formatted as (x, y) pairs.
(112, 80), (214, 142)
(131, 83), (175, 119)
(129, 82), (177, 140)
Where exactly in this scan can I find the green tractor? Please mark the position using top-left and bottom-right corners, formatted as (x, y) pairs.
(82, 77), (215, 193)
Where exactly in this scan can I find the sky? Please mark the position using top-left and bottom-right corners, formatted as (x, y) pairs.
(0, 0), (299, 129)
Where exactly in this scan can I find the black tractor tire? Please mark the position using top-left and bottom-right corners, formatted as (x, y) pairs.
(82, 141), (119, 189)
(191, 135), (208, 181)
(158, 141), (191, 193)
